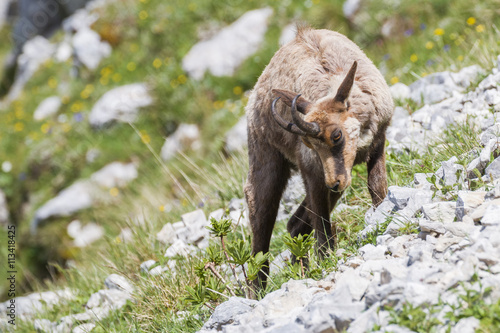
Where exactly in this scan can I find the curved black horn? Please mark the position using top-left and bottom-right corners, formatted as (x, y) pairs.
(291, 94), (320, 136)
(271, 97), (308, 136)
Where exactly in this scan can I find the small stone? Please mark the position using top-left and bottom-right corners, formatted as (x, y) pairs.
(73, 27), (111, 70)
(359, 244), (387, 260)
(451, 317), (480, 333)
(165, 239), (197, 258)
(481, 204), (500, 225)
(390, 83), (410, 100)
(335, 268), (371, 301)
(435, 236), (462, 252)
(225, 116), (248, 152)
(201, 297), (257, 330)
(387, 186), (418, 210)
(422, 201), (456, 223)
(33, 96), (61, 121)
(34, 318), (54, 332)
(414, 173), (434, 190)
(157, 223), (176, 245)
(419, 219), (446, 234)
(470, 198), (500, 221)
(105, 274), (134, 294)
(436, 156), (464, 187)
(485, 156), (500, 180)
(208, 208), (225, 222)
(456, 190), (486, 221)
(67, 220), (104, 248)
(140, 260), (156, 273)
(72, 323), (96, 333)
(161, 124), (201, 161)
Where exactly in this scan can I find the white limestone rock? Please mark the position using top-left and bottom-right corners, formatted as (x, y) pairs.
(90, 161), (138, 189)
(183, 8), (273, 79)
(89, 83), (153, 127)
(73, 27), (111, 70)
(33, 96), (62, 121)
(31, 180), (94, 232)
(224, 116), (247, 152)
(67, 220), (104, 248)
(161, 124), (201, 161)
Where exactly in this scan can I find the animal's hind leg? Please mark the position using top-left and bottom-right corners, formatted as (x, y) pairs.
(367, 135), (388, 207)
(245, 138), (290, 288)
(287, 198), (313, 238)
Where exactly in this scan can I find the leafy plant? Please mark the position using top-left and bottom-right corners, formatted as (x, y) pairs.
(283, 233), (316, 278)
(388, 302), (442, 332)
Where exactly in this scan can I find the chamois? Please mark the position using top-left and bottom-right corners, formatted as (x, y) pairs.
(244, 27), (394, 287)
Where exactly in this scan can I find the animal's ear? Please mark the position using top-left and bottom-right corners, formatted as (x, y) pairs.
(334, 61), (357, 103)
(272, 89), (311, 114)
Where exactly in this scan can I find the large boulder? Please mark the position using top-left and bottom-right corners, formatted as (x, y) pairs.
(89, 83), (153, 127)
(182, 8), (273, 79)
(72, 27), (111, 70)
(33, 96), (61, 121)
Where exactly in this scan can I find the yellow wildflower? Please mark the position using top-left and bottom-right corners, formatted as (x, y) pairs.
(41, 123), (50, 133)
(110, 187), (119, 197)
(139, 10), (148, 20)
(112, 73), (122, 82)
(233, 86), (243, 95)
(410, 54), (418, 62)
(466, 17), (476, 26)
(476, 24), (485, 33)
(425, 41), (434, 50)
(48, 77), (58, 89)
(126, 62), (136, 71)
(153, 58), (162, 69)
(434, 28), (445, 36)
(390, 77), (399, 85)
(141, 133), (151, 144)
(14, 122), (24, 132)
(457, 55), (464, 61)
(15, 108), (24, 119)
(159, 205), (165, 212)
(178, 75), (187, 84)
(213, 100), (224, 109)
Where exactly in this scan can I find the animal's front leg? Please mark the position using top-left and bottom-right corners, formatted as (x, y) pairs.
(304, 177), (334, 257)
(367, 136), (388, 207)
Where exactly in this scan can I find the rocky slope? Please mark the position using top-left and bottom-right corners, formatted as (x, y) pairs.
(196, 60), (500, 332)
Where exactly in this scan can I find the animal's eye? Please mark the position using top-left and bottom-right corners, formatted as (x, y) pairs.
(331, 130), (342, 143)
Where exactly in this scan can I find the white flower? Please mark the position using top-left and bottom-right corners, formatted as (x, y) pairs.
(1, 161), (12, 173)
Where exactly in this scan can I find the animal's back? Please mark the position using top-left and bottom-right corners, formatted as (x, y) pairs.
(247, 27), (393, 159)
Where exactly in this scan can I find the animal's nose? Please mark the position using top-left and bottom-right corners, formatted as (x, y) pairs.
(329, 181), (341, 192)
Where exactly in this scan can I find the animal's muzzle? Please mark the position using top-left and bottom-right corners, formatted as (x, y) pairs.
(328, 180), (341, 192)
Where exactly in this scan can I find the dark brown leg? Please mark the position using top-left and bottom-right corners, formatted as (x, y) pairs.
(303, 177), (334, 257)
(328, 190), (343, 240)
(287, 197), (313, 238)
(245, 136), (290, 292)
(367, 136), (388, 207)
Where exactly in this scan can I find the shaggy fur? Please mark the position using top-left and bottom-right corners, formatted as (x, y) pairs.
(244, 27), (394, 288)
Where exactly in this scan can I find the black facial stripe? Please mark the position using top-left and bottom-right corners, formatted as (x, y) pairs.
(330, 140), (347, 177)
